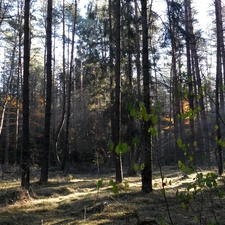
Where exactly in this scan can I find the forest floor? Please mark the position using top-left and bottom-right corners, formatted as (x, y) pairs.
(0, 165), (225, 225)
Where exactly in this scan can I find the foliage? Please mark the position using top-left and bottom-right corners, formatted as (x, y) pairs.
(177, 151), (224, 224)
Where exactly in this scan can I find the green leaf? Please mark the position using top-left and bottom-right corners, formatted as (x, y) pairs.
(139, 101), (145, 107)
(178, 161), (186, 172)
(193, 141), (197, 147)
(151, 115), (158, 125)
(109, 179), (114, 186)
(148, 126), (157, 137)
(177, 137), (183, 148)
(115, 142), (129, 154)
(181, 202), (186, 209)
(221, 139), (225, 147)
(141, 163), (145, 170)
(124, 182), (129, 192)
(215, 125), (219, 130)
(132, 137), (138, 147)
(206, 180), (212, 188)
(97, 179), (103, 188)
(109, 180), (119, 197)
(196, 173), (203, 180)
(194, 215), (198, 222)
(133, 163), (138, 172)
(143, 112), (151, 122)
(218, 190), (224, 198)
(178, 160), (183, 168)
(130, 107), (137, 118)
(201, 154), (206, 161)
(108, 142), (114, 151)
(187, 166), (194, 174)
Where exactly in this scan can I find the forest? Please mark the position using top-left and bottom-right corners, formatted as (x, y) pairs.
(0, 0), (225, 224)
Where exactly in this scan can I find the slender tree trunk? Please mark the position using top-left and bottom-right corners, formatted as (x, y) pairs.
(40, 0), (52, 183)
(134, 0), (141, 102)
(0, 97), (8, 138)
(4, 100), (11, 164)
(114, 0), (123, 183)
(141, 0), (152, 193)
(5, 36), (17, 165)
(109, 0), (115, 168)
(184, 0), (194, 158)
(166, 0), (181, 162)
(53, 0), (66, 168)
(215, 0), (223, 175)
(21, 0), (31, 190)
(62, 0), (77, 172)
(14, 0), (23, 164)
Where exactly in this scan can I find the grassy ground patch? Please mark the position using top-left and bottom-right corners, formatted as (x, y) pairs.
(0, 166), (225, 224)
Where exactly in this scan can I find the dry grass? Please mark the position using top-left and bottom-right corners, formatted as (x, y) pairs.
(0, 166), (225, 225)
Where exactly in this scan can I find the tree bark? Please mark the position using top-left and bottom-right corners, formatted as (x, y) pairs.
(215, 0), (223, 175)
(21, 0), (31, 190)
(141, 0), (152, 193)
(114, 0), (123, 183)
(40, 0), (52, 183)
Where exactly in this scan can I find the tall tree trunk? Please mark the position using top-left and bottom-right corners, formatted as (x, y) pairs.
(4, 99), (11, 165)
(184, 0), (195, 158)
(14, 0), (23, 164)
(134, 0), (141, 103)
(21, 0), (31, 190)
(109, 0), (115, 168)
(114, 0), (123, 183)
(141, 0), (152, 193)
(185, 0), (211, 164)
(62, 0), (77, 172)
(40, 0), (52, 183)
(5, 36), (17, 164)
(166, 0), (180, 162)
(215, 0), (223, 175)
(53, 0), (66, 168)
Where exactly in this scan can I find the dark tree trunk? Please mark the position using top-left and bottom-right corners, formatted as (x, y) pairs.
(141, 0), (152, 193)
(114, 0), (123, 183)
(215, 0), (223, 175)
(134, 0), (141, 103)
(40, 0), (52, 183)
(184, 0), (195, 157)
(21, 0), (31, 190)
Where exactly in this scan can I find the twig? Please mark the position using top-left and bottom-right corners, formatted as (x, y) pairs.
(110, 196), (122, 205)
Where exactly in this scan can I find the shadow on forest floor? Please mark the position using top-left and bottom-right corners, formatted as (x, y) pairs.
(0, 165), (225, 225)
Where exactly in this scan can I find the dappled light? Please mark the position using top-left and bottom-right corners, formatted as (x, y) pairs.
(1, 166), (225, 224)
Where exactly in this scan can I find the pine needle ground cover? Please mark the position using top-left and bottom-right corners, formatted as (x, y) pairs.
(0, 166), (225, 225)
